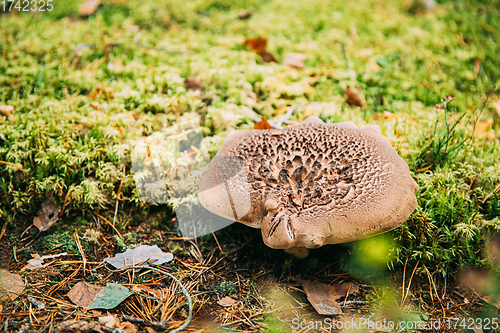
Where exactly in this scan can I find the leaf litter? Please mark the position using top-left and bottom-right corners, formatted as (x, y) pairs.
(33, 193), (61, 232)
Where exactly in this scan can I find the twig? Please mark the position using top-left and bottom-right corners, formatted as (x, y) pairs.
(73, 230), (87, 273)
(60, 185), (74, 217)
(94, 212), (123, 239)
(113, 166), (126, 227)
(0, 161), (28, 173)
(211, 232), (223, 255)
(0, 215), (10, 242)
(104, 264), (192, 333)
(338, 300), (365, 306)
(401, 260), (420, 306)
(481, 183), (500, 205)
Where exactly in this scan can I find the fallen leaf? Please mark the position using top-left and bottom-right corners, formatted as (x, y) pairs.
(218, 296), (237, 307)
(56, 320), (97, 333)
(493, 99), (500, 118)
(244, 38), (267, 54)
(0, 269), (25, 303)
(79, 0), (101, 16)
(22, 252), (68, 271)
(185, 77), (203, 91)
(344, 87), (365, 107)
(0, 105), (13, 118)
(98, 315), (120, 329)
(104, 244), (173, 269)
(259, 50), (278, 63)
(145, 327), (157, 333)
(88, 283), (134, 310)
(33, 193), (61, 232)
(283, 53), (307, 69)
(254, 117), (274, 130)
(302, 280), (358, 315)
(238, 10), (252, 20)
(68, 282), (104, 308)
(119, 322), (137, 333)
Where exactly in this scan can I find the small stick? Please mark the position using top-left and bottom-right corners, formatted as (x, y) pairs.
(60, 184), (74, 217)
(0, 215), (10, 242)
(211, 232), (223, 255)
(113, 166), (126, 227)
(0, 161), (28, 173)
(74, 230), (87, 273)
(94, 213), (123, 239)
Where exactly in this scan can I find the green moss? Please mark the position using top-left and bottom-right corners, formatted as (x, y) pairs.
(211, 280), (237, 296)
(1, 0), (499, 281)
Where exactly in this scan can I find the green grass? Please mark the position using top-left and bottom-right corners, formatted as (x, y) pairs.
(1, 0), (500, 283)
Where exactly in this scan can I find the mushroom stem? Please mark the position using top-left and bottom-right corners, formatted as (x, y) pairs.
(284, 247), (309, 259)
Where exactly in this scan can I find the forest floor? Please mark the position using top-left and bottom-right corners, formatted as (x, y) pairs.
(1, 0), (500, 332)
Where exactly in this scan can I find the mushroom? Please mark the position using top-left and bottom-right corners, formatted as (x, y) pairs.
(198, 116), (418, 257)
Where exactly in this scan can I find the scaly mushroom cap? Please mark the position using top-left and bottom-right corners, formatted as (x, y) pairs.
(198, 116), (418, 249)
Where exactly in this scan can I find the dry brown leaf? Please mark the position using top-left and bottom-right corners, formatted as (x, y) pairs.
(244, 38), (267, 53)
(217, 296), (237, 307)
(493, 99), (500, 118)
(302, 280), (358, 315)
(0, 105), (13, 118)
(185, 77), (203, 91)
(344, 87), (365, 107)
(259, 50), (278, 63)
(33, 193), (61, 232)
(254, 117), (274, 130)
(98, 315), (120, 329)
(68, 281), (104, 308)
(283, 53), (307, 69)
(22, 252), (67, 271)
(119, 322), (137, 333)
(238, 10), (252, 20)
(79, 0), (101, 16)
(145, 327), (157, 333)
(0, 269), (25, 303)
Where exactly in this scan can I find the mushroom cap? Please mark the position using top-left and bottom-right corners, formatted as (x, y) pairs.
(198, 116), (418, 249)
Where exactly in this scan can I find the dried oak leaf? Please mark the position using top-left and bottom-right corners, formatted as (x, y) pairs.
(254, 117), (274, 130)
(217, 296), (237, 307)
(68, 282), (104, 309)
(344, 87), (365, 107)
(33, 194), (61, 232)
(185, 77), (203, 91)
(78, 0), (101, 16)
(238, 10), (252, 20)
(302, 280), (359, 315)
(259, 50), (278, 63)
(244, 38), (267, 53)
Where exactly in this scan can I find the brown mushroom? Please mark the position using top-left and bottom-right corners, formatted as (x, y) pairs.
(198, 116), (418, 256)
